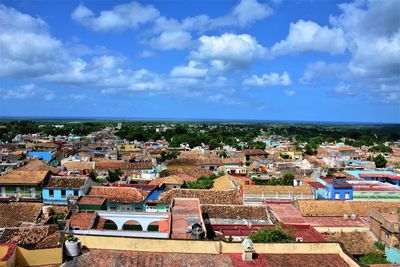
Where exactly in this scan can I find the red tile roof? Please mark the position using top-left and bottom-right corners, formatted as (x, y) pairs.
(307, 182), (327, 189)
(88, 186), (145, 203)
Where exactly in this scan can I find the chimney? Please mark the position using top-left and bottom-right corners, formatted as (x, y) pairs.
(241, 238), (254, 262)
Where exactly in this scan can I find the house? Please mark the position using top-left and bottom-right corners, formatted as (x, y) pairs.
(212, 175), (250, 191)
(345, 170), (400, 186)
(148, 175), (194, 189)
(317, 174), (354, 200)
(348, 180), (400, 201)
(242, 184), (314, 204)
(77, 195), (107, 211)
(307, 181), (328, 199)
(0, 170), (50, 201)
(27, 151), (54, 162)
(242, 149), (268, 166)
(42, 176), (94, 205)
(88, 186), (146, 212)
(0, 202), (43, 228)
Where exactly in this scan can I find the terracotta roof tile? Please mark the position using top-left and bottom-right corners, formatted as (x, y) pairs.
(88, 186), (144, 203)
(62, 161), (95, 170)
(243, 185), (313, 195)
(0, 170), (49, 185)
(95, 161), (152, 170)
(46, 176), (89, 188)
(202, 205), (267, 220)
(157, 189), (243, 205)
(0, 203), (43, 227)
(159, 168), (213, 179)
(297, 200), (400, 217)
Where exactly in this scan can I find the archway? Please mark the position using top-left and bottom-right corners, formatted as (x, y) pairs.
(122, 220), (143, 231)
(147, 221), (160, 232)
(103, 220), (118, 230)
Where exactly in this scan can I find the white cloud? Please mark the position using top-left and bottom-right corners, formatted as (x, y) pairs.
(300, 61), (348, 85)
(284, 89), (296, 97)
(71, 1), (159, 32)
(333, 83), (356, 96)
(149, 30), (192, 50)
(192, 33), (266, 72)
(0, 84), (55, 100)
(170, 61), (208, 78)
(299, 1), (400, 104)
(243, 72), (292, 87)
(271, 20), (347, 56)
(233, 0), (273, 27)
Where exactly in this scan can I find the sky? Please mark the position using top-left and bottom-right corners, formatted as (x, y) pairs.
(0, 0), (399, 123)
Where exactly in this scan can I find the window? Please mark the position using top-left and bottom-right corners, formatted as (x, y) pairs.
(73, 190), (79, 197)
(345, 192), (350, 200)
(146, 203), (157, 212)
(16, 187), (21, 194)
(109, 203), (118, 211)
(0, 186), (5, 197)
(335, 192), (340, 200)
(49, 189), (54, 197)
(135, 206), (142, 212)
(61, 190), (66, 198)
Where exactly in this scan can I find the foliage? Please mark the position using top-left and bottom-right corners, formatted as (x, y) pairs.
(157, 151), (180, 163)
(374, 241), (386, 252)
(359, 252), (388, 265)
(184, 174), (219, 189)
(248, 141), (266, 150)
(88, 169), (97, 181)
(369, 145), (393, 153)
(254, 173), (294, 186)
(106, 169), (123, 183)
(374, 154), (387, 168)
(227, 236), (233, 242)
(52, 213), (65, 222)
(249, 225), (294, 243)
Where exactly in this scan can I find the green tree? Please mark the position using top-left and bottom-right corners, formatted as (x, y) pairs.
(248, 226), (294, 243)
(374, 154), (387, 168)
(107, 169), (123, 183)
(359, 252), (388, 265)
(208, 139), (220, 150)
(88, 169), (97, 181)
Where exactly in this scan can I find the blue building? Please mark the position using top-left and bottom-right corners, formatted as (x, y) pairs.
(27, 151), (54, 162)
(308, 182), (328, 199)
(317, 176), (354, 200)
(42, 176), (92, 205)
(345, 170), (400, 186)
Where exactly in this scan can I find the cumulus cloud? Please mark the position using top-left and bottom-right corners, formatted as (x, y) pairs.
(149, 30), (192, 50)
(170, 61), (208, 78)
(271, 20), (347, 56)
(232, 0), (273, 27)
(192, 33), (266, 72)
(71, 1), (159, 32)
(297, 0), (400, 104)
(243, 72), (292, 87)
(0, 84), (55, 100)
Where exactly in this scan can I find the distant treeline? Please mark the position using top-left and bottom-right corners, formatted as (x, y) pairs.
(1, 121), (399, 149)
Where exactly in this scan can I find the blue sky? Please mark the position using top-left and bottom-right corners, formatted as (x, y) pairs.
(0, 0), (399, 123)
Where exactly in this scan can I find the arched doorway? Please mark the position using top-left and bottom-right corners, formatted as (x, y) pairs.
(122, 220), (143, 231)
(103, 220), (118, 230)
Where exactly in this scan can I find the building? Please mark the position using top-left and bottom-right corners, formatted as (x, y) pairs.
(317, 176), (354, 200)
(346, 170), (400, 186)
(242, 149), (268, 166)
(88, 186), (146, 212)
(349, 180), (400, 201)
(42, 176), (94, 205)
(242, 184), (314, 204)
(0, 170), (50, 201)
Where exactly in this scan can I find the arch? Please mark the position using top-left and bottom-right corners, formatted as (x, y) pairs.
(147, 221), (160, 232)
(103, 220), (118, 230)
(122, 220), (143, 231)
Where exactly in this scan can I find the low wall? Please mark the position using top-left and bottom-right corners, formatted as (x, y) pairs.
(75, 235), (359, 266)
(314, 226), (370, 232)
(16, 246), (63, 267)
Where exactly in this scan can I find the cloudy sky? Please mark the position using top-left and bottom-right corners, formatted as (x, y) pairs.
(0, 0), (399, 122)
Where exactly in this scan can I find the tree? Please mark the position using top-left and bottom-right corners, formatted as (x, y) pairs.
(88, 169), (97, 181)
(359, 252), (388, 265)
(107, 169), (123, 183)
(248, 226), (294, 243)
(304, 144), (315, 155)
(374, 154), (387, 168)
(208, 139), (220, 150)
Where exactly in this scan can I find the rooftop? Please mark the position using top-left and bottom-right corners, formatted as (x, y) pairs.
(323, 231), (379, 255)
(159, 168), (213, 179)
(297, 200), (400, 217)
(62, 161), (95, 170)
(0, 202), (43, 228)
(0, 225), (61, 249)
(68, 212), (96, 230)
(95, 160), (152, 170)
(170, 198), (204, 239)
(88, 186), (145, 203)
(0, 170), (49, 185)
(243, 185), (313, 195)
(45, 176), (89, 188)
(157, 189), (243, 205)
(201, 205), (268, 221)
(78, 195), (107, 205)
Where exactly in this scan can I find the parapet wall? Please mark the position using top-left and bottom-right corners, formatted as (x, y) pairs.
(75, 235), (359, 267)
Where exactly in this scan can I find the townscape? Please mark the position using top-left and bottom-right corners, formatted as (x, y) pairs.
(0, 121), (399, 266)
